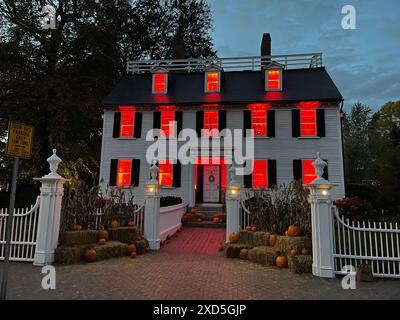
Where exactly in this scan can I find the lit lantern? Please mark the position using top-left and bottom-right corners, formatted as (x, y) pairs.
(226, 184), (241, 199)
(146, 183), (159, 197)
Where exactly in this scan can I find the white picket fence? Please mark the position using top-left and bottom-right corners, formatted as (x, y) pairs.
(0, 197), (40, 262)
(332, 206), (400, 278)
(239, 197), (253, 230)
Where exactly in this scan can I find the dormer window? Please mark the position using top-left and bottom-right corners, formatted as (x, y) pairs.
(152, 67), (168, 94)
(204, 64), (222, 93)
(265, 62), (284, 91)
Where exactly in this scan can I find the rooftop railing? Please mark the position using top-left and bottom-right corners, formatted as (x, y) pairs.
(127, 52), (323, 74)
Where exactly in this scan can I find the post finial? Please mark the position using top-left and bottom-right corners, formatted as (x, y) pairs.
(312, 152), (327, 183)
(46, 149), (62, 177)
(149, 160), (159, 184)
(228, 163), (237, 185)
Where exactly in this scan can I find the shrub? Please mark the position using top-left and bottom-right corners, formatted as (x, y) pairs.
(243, 181), (311, 236)
(160, 196), (182, 207)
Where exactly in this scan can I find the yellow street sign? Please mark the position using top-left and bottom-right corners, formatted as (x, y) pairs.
(6, 122), (34, 159)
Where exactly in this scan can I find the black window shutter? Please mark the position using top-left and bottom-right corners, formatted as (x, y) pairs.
(293, 160), (302, 181)
(196, 165), (204, 203)
(133, 112), (142, 138)
(218, 109), (227, 131)
(322, 159), (329, 180)
(267, 110), (275, 137)
(175, 111), (183, 136)
(244, 173), (252, 188)
(172, 161), (182, 187)
(112, 112), (121, 138)
(317, 109), (326, 137)
(243, 110), (251, 137)
(153, 111), (161, 129)
(196, 111), (204, 137)
(131, 159), (140, 186)
(268, 160), (277, 188)
(292, 109), (300, 137)
(109, 159), (118, 186)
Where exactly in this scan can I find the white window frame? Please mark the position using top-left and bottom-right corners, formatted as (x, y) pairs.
(265, 68), (283, 92)
(152, 71), (168, 94)
(204, 70), (221, 93)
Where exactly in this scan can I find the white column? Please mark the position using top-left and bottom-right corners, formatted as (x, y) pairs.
(225, 164), (241, 242)
(308, 152), (335, 278)
(144, 161), (161, 250)
(33, 150), (65, 266)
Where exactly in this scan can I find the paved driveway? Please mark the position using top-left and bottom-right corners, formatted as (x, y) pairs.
(2, 227), (399, 300)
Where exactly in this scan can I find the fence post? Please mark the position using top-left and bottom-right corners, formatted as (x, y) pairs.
(308, 152), (336, 278)
(144, 161), (161, 250)
(225, 164), (241, 242)
(33, 149), (65, 266)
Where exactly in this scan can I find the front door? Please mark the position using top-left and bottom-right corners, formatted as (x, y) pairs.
(203, 165), (220, 202)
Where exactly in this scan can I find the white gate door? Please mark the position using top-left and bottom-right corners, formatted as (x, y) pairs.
(0, 197), (40, 262)
(203, 165), (220, 203)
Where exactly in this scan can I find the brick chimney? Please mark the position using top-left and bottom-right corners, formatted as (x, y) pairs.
(260, 33), (271, 67)
(172, 33), (186, 59)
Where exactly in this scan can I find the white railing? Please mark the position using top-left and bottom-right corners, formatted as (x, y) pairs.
(127, 53), (323, 74)
(239, 194), (253, 230)
(93, 204), (145, 234)
(332, 206), (400, 278)
(159, 202), (187, 243)
(0, 197), (40, 262)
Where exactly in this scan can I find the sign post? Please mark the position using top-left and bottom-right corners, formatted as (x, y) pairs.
(0, 122), (33, 300)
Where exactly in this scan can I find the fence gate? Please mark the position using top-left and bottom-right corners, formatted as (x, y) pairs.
(0, 197), (40, 262)
(332, 206), (400, 278)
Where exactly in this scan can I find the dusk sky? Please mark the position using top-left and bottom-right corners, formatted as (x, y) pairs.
(207, 0), (400, 111)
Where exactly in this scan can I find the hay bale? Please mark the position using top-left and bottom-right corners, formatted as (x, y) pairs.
(108, 227), (139, 243)
(55, 245), (89, 264)
(226, 243), (253, 258)
(59, 230), (98, 246)
(248, 246), (280, 266)
(92, 241), (128, 260)
(133, 239), (149, 254)
(275, 236), (312, 256)
(237, 231), (270, 246)
(288, 254), (313, 273)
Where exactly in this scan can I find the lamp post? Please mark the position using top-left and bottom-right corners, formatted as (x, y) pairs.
(225, 164), (241, 242)
(308, 152), (336, 278)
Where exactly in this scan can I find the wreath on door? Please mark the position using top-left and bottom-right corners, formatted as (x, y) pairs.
(208, 175), (215, 183)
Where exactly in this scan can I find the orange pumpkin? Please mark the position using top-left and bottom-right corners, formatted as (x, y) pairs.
(212, 217), (219, 223)
(239, 249), (249, 260)
(73, 225), (82, 231)
(98, 230), (109, 241)
(301, 248), (309, 255)
(181, 215), (189, 223)
(218, 243), (224, 252)
(290, 248), (297, 257)
(130, 252), (137, 259)
(99, 238), (106, 245)
(228, 232), (238, 243)
(127, 244), (137, 254)
(251, 226), (257, 232)
(245, 226), (252, 232)
(110, 220), (119, 228)
(197, 218), (202, 222)
(127, 220), (135, 227)
(276, 255), (287, 268)
(287, 225), (301, 237)
(84, 249), (97, 262)
(269, 234), (278, 247)
(191, 208), (197, 214)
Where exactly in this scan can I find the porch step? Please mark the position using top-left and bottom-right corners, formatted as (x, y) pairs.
(184, 221), (226, 229)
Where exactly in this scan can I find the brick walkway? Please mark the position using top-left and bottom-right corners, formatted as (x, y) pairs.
(2, 227), (400, 300)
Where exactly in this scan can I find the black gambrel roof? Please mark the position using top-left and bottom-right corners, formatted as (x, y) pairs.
(103, 67), (343, 106)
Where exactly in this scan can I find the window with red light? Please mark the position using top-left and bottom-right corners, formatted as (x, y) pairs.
(267, 69), (281, 90)
(300, 109), (317, 137)
(252, 110), (267, 136)
(204, 111), (219, 137)
(117, 160), (131, 186)
(206, 72), (219, 92)
(120, 111), (135, 137)
(159, 161), (173, 187)
(161, 111), (175, 137)
(153, 73), (167, 94)
(253, 160), (268, 188)
(302, 160), (317, 184)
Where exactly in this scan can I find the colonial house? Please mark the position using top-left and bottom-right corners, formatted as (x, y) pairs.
(99, 33), (345, 206)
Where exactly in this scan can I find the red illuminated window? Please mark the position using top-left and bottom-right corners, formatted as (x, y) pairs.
(300, 109), (317, 137)
(267, 69), (281, 90)
(159, 161), (173, 187)
(120, 111), (135, 137)
(161, 111), (175, 137)
(117, 160), (131, 186)
(302, 160), (317, 184)
(153, 73), (167, 94)
(252, 110), (267, 136)
(206, 72), (220, 92)
(253, 160), (268, 188)
(204, 111), (219, 137)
